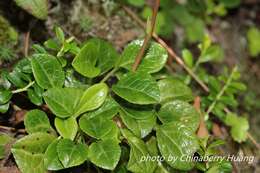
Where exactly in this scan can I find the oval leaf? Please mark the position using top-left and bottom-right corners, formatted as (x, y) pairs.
(112, 72), (160, 105)
(55, 117), (78, 140)
(88, 139), (121, 170)
(31, 54), (65, 89)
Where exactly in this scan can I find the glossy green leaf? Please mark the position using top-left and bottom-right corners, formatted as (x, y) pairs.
(158, 100), (200, 131)
(112, 72), (160, 105)
(11, 133), (56, 173)
(85, 97), (119, 120)
(0, 89), (12, 104)
(88, 139), (121, 170)
(55, 117), (78, 140)
(156, 123), (199, 170)
(158, 78), (194, 103)
(79, 115), (115, 139)
(119, 107), (156, 138)
(27, 83), (44, 106)
(24, 109), (52, 134)
(121, 129), (157, 173)
(119, 40), (168, 73)
(31, 54), (65, 89)
(14, 0), (48, 20)
(44, 139), (64, 171)
(75, 83), (108, 116)
(72, 38), (118, 78)
(57, 139), (88, 168)
(44, 87), (83, 118)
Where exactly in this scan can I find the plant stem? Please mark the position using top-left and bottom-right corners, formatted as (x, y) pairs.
(12, 81), (35, 94)
(132, 0), (160, 71)
(101, 68), (118, 83)
(205, 67), (237, 120)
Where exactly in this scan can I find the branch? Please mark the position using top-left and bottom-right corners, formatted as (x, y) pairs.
(132, 0), (160, 71)
(12, 81), (35, 94)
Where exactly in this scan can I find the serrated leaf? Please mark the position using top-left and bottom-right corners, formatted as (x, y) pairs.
(79, 115), (115, 139)
(57, 139), (88, 168)
(43, 87), (84, 118)
(119, 107), (156, 138)
(156, 123), (199, 170)
(112, 72), (160, 105)
(158, 78), (193, 103)
(55, 117), (78, 140)
(14, 0), (48, 20)
(31, 54), (65, 89)
(44, 139), (64, 171)
(121, 129), (157, 173)
(11, 133), (56, 173)
(72, 38), (118, 78)
(119, 40), (168, 73)
(75, 83), (108, 116)
(24, 109), (52, 134)
(158, 100), (200, 131)
(88, 139), (121, 170)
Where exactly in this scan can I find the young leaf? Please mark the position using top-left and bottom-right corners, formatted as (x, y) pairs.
(57, 139), (88, 168)
(79, 115), (115, 139)
(182, 49), (194, 68)
(55, 27), (65, 43)
(24, 109), (52, 134)
(55, 117), (78, 140)
(158, 100), (200, 131)
(14, 0), (48, 20)
(112, 72), (160, 105)
(75, 83), (108, 116)
(72, 38), (118, 78)
(119, 40), (168, 73)
(44, 87), (84, 118)
(88, 139), (121, 170)
(44, 139), (64, 171)
(119, 107), (156, 138)
(11, 133), (56, 173)
(121, 129), (157, 173)
(31, 54), (65, 89)
(158, 78), (194, 103)
(156, 123), (199, 170)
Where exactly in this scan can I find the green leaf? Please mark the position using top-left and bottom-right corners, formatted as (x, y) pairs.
(88, 139), (121, 170)
(219, 0), (240, 8)
(158, 78), (194, 103)
(121, 129), (157, 173)
(112, 72), (160, 105)
(0, 89), (12, 104)
(44, 87), (84, 118)
(158, 100), (200, 131)
(24, 109), (52, 134)
(119, 107), (156, 138)
(55, 117), (78, 140)
(127, 0), (144, 7)
(31, 54), (65, 89)
(247, 27), (260, 57)
(44, 139), (64, 171)
(79, 115), (116, 139)
(27, 83), (44, 106)
(11, 133), (56, 173)
(182, 49), (193, 68)
(14, 0), (48, 20)
(72, 38), (118, 78)
(199, 45), (224, 63)
(119, 40), (168, 73)
(75, 83), (108, 116)
(85, 97), (119, 120)
(156, 123), (199, 170)
(224, 113), (249, 143)
(55, 27), (65, 43)
(57, 139), (88, 168)
(0, 102), (10, 113)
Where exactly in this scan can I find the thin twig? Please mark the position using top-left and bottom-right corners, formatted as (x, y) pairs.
(101, 68), (118, 83)
(12, 81), (35, 94)
(132, 0), (160, 71)
(123, 5), (209, 92)
(24, 31), (30, 57)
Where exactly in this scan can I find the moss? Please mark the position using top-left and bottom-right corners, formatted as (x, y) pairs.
(0, 15), (18, 46)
